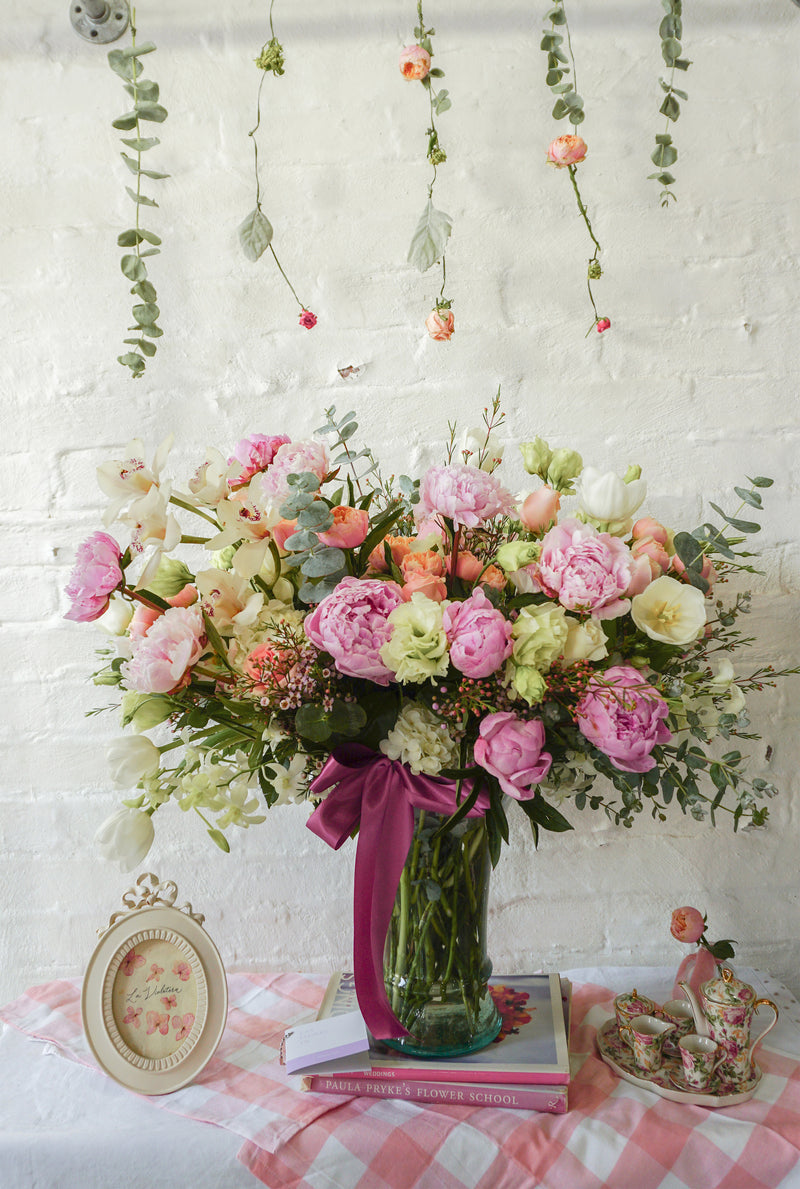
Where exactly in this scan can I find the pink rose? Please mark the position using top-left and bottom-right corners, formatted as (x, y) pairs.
(401, 572), (448, 603)
(254, 440), (329, 502)
(271, 519), (297, 553)
(64, 532), (124, 622)
(420, 464), (516, 531)
(671, 553), (717, 590)
(633, 517), (669, 546)
(671, 906), (706, 945)
(632, 534), (670, 577)
(442, 588), (513, 678)
(317, 506), (370, 549)
(121, 605), (207, 694)
(299, 309), (317, 329)
(576, 664), (671, 773)
(519, 486), (561, 534)
(227, 434), (290, 485)
(425, 309), (455, 341)
(474, 712), (552, 799)
(303, 576), (403, 685)
(546, 134), (587, 168)
(399, 44), (431, 81)
(596, 317), (611, 333)
(537, 519), (634, 619)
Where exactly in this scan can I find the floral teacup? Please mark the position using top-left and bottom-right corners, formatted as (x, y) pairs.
(621, 1014), (675, 1073)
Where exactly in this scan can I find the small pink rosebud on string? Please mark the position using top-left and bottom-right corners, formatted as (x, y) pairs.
(399, 44), (431, 81)
(670, 906), (706, 945)
(298, 309), (317, 329)
(596, 317), (611, 333)
(546, 134), (587, 168)
(425, 308), (455, 341)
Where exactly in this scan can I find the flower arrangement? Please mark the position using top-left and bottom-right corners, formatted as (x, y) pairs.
(670, 905), (736, 998)
(66, 399), (794, 1037)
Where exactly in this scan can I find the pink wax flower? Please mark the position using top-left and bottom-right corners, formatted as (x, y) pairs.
(537, 518), (634, 619)
(121, 604), (207, 695)
(420, 464), (517, 531)
(442, 587), (513, 678)
(671, 906), (706, 945)
(64, 531), (124, 622)
(227, 434), (291, 485)
(576, 664), (671, 773)
(317, 506), (370, 550)
(546, 134), (587, 168)
(303, 576), (404, 685)
(474, 712), (552, 799)
(519, 486), (561, 534)
(299, 309), (318, 329)
(399, 44), (431, 80)
(400, 572), (448, 603)
(425, 308), (455, 341)
(255, 440), (329, 502)
(596, 318), (611, 333)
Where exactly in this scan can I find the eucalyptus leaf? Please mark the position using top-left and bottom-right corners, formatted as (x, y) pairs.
(661, 36), (682, 64)
(660, 94), (681, 121)
(284, 529), (319, 552)
(123, 337), (157, 356)
(139, 229), (162, 245)
(433, 91), (451, 115)
(118, 352), (145, 370)
(120, 254), (147, 281)
(655, 133), (674, 144)
(117, 41), (157, 58)
(546, 68), (566, 85)
(570, 109), (585, 125)
(295, 704), (333, 743)
(548, 8), (567, 25)
(238, 207), (274, 261)
(117, 229), (143, 246)
(139, 324), (164, 338)
(112, 113), (139, 130)
(131, 280), (157, 301)
(108, 50), (141, 79)
(138, 166), (170, 180)
(132, 301), (160, 325)
(298, 502), (334, 530)
(120, 152), (140, 175)
(749, 476), (774, 488)
(328, 700), (368, 737)
(709, 503), (761, 533)
(407, 200), (452, 273)
(121, 136), (160, 151)
(552, 98), (568, 119)
(135, 103), (168, 123)
(139, 248), (160, 257)
(125, 185), (158, 206)
(651, 143), (678, 167)
(734, 486), (763, 508)
(301, 548), (347, 578)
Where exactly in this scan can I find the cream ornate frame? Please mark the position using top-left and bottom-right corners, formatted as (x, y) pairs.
(81, 874), (228, 1095)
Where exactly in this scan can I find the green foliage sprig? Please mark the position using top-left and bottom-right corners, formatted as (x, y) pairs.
(108, 11), (168, 378)
(405, 2), (453, 320)
(649, 0), (691, 207)
(541, 0), (584, 129)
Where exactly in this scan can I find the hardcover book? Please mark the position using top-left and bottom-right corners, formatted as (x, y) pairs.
(300, 972), (572, 1097)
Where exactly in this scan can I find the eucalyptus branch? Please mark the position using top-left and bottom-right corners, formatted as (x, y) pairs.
(108, 9), (168, 377)
(648, 0), (691, 207)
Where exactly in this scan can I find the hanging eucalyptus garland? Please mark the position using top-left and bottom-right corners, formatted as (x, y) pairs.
(108, 11), (168, 378)
(649, 0), (691, 207)
(401, 2), (454, 339)
(238, 1), (316, 329)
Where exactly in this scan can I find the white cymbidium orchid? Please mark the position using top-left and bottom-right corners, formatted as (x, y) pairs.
(97, 435), (173, 527)
(206, 489), (284, 579)
(196, 568), (264, 631)
(126, 483), (182, 590)
(184, 447), (230, 507)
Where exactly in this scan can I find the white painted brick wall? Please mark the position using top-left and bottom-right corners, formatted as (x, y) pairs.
(2, 0), (798, 1007)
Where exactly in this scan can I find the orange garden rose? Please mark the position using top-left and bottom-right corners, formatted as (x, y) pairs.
(399, 44), (431, 80)
(546, 134), (587, 168)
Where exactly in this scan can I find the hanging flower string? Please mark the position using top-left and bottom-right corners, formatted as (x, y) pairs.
(649, 0), (691, 207)
(541, 0), (608, 335)
(238, 1), (316, 329)
(401, 3), (454, 340)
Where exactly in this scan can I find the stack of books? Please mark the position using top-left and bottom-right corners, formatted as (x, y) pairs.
(286, 971), (572, 1114)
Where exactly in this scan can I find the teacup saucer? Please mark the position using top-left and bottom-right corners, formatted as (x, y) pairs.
(669, 1070), (709, 1094)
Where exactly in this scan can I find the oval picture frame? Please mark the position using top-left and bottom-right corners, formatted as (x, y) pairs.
(82, 904), (227, 1095)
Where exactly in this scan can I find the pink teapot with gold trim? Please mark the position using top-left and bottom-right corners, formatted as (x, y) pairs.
(680, 966), (778, 1082)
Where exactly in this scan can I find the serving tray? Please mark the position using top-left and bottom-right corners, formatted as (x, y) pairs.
(596, 1018), (761, 1108)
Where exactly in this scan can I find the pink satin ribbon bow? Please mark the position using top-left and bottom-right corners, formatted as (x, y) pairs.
(307, 744), (490, 1040)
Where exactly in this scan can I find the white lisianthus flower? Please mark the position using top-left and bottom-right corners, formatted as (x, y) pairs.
(380, 703), (458, 776)
(460, 426), (505, 472)
(511, 602), (569, 672)
(576, 466), (647, 524)
(381, 593), (449, 683)
(631, 575), (706, 646)
(272, 754), (308, 805)
(107, 736), (161, 787)
(562, 616), (609, 663)
(95, 806), (155, 871)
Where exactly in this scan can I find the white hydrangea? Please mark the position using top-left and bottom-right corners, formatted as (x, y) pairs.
(379, 702), (458, 776)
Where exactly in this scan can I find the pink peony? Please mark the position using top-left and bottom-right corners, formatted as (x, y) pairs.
(425, 309), (455, 341)
(254, 440), (329, 503)
(671, 906), (706, 945)
(299, 309), (317, 329)
(121, 605), (207, 694)
(596, 318), (611, 334)
(64, 532), (124, 622)
(420, 464), (516, 531)
(399, 44), (431, 80)
(536, 518), (633, 619)
(576, 664), (671, 773)
(473, 712), (552, 799)
(317, 506), (370, 550)
(519, 486), (561, 534)
(547, 134), (587, 168)
(442, 588), (513, 678)
(227, 434), (291, 485)
(400, 572), (448, 602)
(303, 576), (404, 685)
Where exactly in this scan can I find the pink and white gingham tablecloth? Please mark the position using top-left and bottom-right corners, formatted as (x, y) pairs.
(2, 966), (800, 1189)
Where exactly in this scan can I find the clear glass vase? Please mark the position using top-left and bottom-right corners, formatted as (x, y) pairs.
(382, 809), (501, 1057)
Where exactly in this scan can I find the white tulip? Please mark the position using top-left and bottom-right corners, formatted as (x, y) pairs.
(577, 466), (647, 523)
(95, 807), (155, 871)
(107, 736), (161, 787)
(631, 575), (706, 646)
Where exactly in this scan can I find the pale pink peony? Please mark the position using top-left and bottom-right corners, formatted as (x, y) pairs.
(299, 309), (318, 329)
(227, 434), (291, 485)
(473, 712), (552, 799)
(420, 464), (516, 530)
(442, 588), (513, 678)
(254, 440), (329, 503)
(399, 44), (431, 80)
(536, 518), (633, 620)
(317, 506), (370, 550)
(130, 584), (198, 639)
(121, 604), (207, 694)
(425, 309), (455, 341)
(547, 134), (587, 168)
(303, 576), (403, 685)
(519, 486), (561, 534)
(400, 572), (448, 603)
(64, 532), (124, 622)
(671, 906), (706, 945)
(576, 664), (671, 773)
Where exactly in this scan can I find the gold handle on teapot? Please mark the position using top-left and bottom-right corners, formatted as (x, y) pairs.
(747, 997), (780, 1072)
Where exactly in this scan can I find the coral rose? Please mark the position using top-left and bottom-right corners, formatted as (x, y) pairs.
(546, 134), (587, 168)
(519, 486), (560, 534)
(425, 308), (455, 341)
(671, 906), (706, 945)
(474, 712), (552, 799)
(399, 44), (431, 81)
(317, 506), (370, 550)
(400, 572), (448, 603)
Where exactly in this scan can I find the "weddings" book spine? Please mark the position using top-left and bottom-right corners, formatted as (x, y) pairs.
(302, 1073), (568, 1113)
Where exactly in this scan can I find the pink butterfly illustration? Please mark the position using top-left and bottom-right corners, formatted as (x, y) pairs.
(123, 1006), (142, 1028)
(145, 963), (164, 983)
(172, 1013), (195, 1043)
(146, 1011), (171, 1036)
(120, 950), (145, 977)
(160, 994), (177, 1010)
(172, 961), (191, 982)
